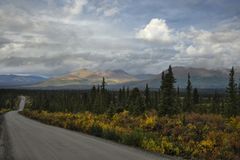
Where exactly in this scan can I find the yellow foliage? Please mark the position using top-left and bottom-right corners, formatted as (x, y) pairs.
(21, 110), (240, 160)
(140, 114), (157, 130)
(0, 108), (11, 114)
(141, 138), (164, 153)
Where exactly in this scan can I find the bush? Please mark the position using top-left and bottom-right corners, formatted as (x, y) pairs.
(90, 123), (103, 137)
(0, 108), (11, 114)
(21, 110), (240, 160)
(121, 129), (144, 147)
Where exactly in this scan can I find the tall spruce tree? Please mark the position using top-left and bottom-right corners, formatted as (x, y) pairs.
(101, 77), (106, 91)
(144, 83), (150, 109)
(99, 77), (108, 113)
(125, 86), (130, 107)
(159, 65), (178, 115)
(129, 88), (144, 114)
(122, 86), (126, 107)
(118, 88), (122, 105)
(177, 86), (180, 97)
(176, 86), (182, 112)
(238, 79), (240, 95)
(90, 85), (97, 111)
(184, 73), (192, 112)
(211, 91), (221, 114)
(238, 79), (240, 115)
(193, 88), (199, 105)
(226, 67), (238, 116)
(160, 71), (165, 91)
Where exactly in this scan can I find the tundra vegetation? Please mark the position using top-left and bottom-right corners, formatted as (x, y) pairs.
(1, 66), (240, 159)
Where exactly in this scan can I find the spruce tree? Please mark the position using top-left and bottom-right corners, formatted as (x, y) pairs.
(126, 87), (130, 99)
(118, 88), (123, 106)
(144, 83), (150, 109)
(90, 85), (97, 111)
(177, 86), (180, 97)
(193, 88), (199, 105)
(176, 86), (182, 112)
(226, 67), (238, 116)
(107, 101), (116, 116)
(122, 86), (126, 107)
(211, 91), (220, 114)
(184, 73), (192, 112)
(101, 77), (106, 91)
(238, 79), (240, 115)
(159, 65), (178, 115)
(126, 87), (130, 107)
(160, 71), (165, 91)
(97, 85), (100, 93)
(129, 88), (144, 114)
(238, 79), (240, 95)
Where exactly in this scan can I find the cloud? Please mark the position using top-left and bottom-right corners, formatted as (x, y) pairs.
(0, 37), (11, 47)
(0, 0), (239, 76)
(103, 7), (119, 17)
(174, 24), (240, 68)
(92, 0), (120, 17)
(64, 0), (88, 18)
(136, 18), (173, 43)
(136, 17), (240, 70)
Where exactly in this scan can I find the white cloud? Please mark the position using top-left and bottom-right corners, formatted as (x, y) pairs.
(174, 26), (240, 68)
(94, 0), (120, 17)
(136, 18), (240, 70)
(103, 7), (119, 17)
(0, 43), (24, 53)
(64, 0), (88, 18)
(136, 18), (173, 43)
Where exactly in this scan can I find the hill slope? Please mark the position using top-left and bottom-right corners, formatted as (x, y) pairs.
(125, 67), (240, 89)
(33, 67), (240, 89)
(36, 69), (137, 88)
(0, 74), (48, 88)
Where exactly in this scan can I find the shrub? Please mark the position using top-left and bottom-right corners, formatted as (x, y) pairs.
(20, 110), (240, 160)
(121, 129), (144, 147)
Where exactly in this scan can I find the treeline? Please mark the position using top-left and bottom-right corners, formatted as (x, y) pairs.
(1, 66), (240, 116)
(0, 89), (19, 110)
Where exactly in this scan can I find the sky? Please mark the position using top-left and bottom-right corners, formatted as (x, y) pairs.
(0, 0), (240, 76)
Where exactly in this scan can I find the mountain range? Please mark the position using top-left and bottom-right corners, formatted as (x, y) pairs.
(0, 74), (48, 88)
(0, 67), (239, 89)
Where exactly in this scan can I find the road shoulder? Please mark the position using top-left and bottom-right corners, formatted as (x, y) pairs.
(0, 114), (14, 160)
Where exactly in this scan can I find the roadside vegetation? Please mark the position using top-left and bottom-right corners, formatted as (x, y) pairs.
(21, 110), (240, 160)
(0, 91), (19, 115)
(0, 108), (11, 115)
(2, 66), (240, 159)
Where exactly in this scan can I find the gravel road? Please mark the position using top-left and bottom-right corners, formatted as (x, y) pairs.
(4, 111), (175, 160)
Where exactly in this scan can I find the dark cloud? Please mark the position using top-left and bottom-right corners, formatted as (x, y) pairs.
(0, 37), (11, 47)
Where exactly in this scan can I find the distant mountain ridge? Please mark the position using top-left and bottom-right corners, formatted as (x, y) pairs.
(131, 67), (240, 89)
(1, 67), (239, 89)
(34, 69), (138, 88)
(0, 74), (48, 87)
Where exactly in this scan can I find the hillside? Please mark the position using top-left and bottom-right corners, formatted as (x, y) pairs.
(35, 69), (137, 88)
(0, 74), (48, 88)
(32, 67), (240, 89)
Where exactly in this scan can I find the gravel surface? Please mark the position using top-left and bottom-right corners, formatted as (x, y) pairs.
(0, 115), (14, 160)
(5, 111), (175, 160)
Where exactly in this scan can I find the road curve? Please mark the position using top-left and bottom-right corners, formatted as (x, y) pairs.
(4, 111), (174, 160)
(18, 96), (26, 111)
